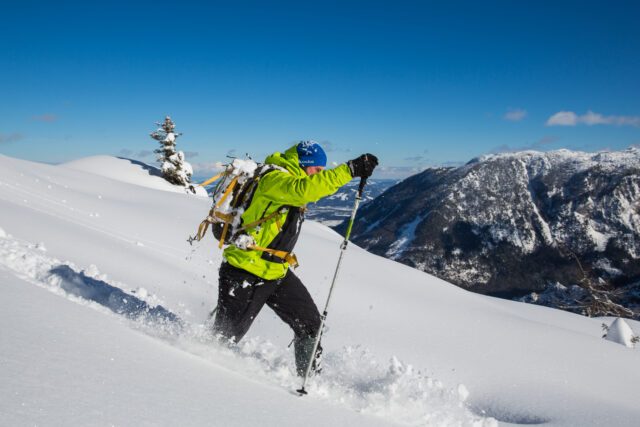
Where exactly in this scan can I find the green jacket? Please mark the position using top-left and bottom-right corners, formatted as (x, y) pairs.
(223, 145), (353, 280)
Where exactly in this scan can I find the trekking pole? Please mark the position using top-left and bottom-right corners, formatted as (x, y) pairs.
(297, 176), (368, 396)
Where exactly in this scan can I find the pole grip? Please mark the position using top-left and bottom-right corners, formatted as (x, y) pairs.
(357, 176), (368, 198)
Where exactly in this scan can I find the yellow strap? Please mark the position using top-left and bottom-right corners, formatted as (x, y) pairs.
(193, 208), (215, 241)
(196, 221), (209, 241)
(192, 213), (233, 245)
(199, 173), (223, 187)
(239, 209), (283, 232)
(214, 211), (234, 222)
(216, 176), (238, 209)
(214, 177), (239, 248)
(192, 214), (299, 268)
(218, 222), (231, 249)
(248, 245), (299, 268)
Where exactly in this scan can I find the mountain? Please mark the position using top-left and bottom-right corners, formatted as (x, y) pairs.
(1, 154), (640, 427)
(342, 148), (640, 317)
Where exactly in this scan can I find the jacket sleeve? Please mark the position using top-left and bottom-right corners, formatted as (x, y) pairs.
(258, 164), (353, 206)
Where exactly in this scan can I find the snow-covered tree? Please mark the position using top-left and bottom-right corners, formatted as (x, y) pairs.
(150, 116), (193, 187)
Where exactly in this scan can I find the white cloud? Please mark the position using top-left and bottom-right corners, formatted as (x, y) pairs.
(546, 111), (578, 126)
(580, 111), (609, 125)
(616, 116), (640, 126)
(547, 110), (640, 127)
(191, 161), (226, 174)
(504, 108), (527, 122)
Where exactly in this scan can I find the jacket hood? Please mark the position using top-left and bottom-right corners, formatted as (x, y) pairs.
(264, 145), (306, 178)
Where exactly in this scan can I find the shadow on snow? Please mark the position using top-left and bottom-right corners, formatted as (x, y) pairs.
(49, 265), (181, 326)
(117, 157), (163, 178)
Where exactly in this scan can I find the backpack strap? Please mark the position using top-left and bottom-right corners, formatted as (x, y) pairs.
(188, 163), (295, 258)
(237, 206), (286, 233)
(247, 244), (299, 268)
(198, 172), (224, 187)
(215, 176), (239, 209)
(191, 208), (216, 243)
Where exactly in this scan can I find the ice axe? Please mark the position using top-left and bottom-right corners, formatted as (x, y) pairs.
(297, 176), (369, 395)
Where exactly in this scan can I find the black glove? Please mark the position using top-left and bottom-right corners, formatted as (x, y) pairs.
(347, 153), (379, 178)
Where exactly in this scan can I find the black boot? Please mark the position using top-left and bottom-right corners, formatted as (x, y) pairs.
(294, 335), (322, 377)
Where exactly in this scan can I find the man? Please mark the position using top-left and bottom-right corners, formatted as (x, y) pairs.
(212, 141), (378, 376)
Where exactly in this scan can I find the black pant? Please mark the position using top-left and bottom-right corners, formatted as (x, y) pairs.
(212, 262), (322, 344)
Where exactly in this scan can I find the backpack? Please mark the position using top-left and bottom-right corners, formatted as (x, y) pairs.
(190, 159), (300, 267)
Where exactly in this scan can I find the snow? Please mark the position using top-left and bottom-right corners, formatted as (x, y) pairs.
(320, 219), (344, 227)
(476, 147), (640, 173)
(231, 158), (259, 177)
(62, 155), (206, 196)
(163, 151), (195, 187)
(593, 258), (623, 277)
(234, 234), (256, 250)
(2, 153), (640, 426)
(573, 211), (615, 252)
(0, 231), (484, 426)
(604, 318), (638, 348)
(0, 270), (395, 427)
(451, 159), (543, 254)
(385, 213), (427, 259)
(163, 158), (177, 172)
(329, 192), (350, 201)
(181, 154), (194, 176)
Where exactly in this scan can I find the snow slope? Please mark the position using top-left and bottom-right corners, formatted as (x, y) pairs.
(1, 154), (639, 426)
(0, 269), (395, 427)
(61, 155), (207, 196)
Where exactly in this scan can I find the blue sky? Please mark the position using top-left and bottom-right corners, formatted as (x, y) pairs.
(1, 1), (639, 178)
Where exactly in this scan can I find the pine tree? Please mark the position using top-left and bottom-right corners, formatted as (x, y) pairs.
(150, 116), (193, 187)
